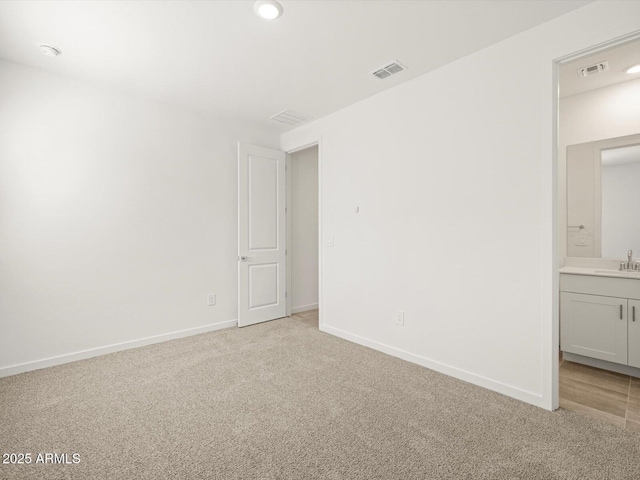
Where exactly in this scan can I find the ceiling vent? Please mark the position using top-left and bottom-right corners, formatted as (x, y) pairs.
(372, 60), (407, 80)
(577, 61), (609, 77)
(270, 109), (310, 126)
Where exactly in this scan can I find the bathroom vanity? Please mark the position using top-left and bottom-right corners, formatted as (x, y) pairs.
(560, 267), (640, 374)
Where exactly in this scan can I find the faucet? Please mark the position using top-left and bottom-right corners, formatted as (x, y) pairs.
(620, 250), (639, 271)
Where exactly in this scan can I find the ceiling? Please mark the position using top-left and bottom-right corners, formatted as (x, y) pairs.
(0, 1), (592, 131)
(560, 38), (640, 98)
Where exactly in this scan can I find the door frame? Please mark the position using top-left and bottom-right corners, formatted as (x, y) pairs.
(284, 139), (323, 328)
(551, 30), (640, 411)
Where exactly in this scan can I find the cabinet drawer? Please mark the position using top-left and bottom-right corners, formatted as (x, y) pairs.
(560, 274), (640, 300)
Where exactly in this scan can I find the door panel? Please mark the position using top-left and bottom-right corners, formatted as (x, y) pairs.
(629, 300), (640, 368)
(560, 292), (627, 364)
(249, 155), (279, 250)
(238, 143), (286, 327)
(248, 263), (279, 309)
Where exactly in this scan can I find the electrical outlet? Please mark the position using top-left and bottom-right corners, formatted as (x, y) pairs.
(395, 310), (404, 326)
(207, 294), (216, 306)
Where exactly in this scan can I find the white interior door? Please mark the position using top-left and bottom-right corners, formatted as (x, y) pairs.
(238, 143), (287, 327)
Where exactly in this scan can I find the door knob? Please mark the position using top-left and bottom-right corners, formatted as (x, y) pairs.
(239, 256), (251, 262)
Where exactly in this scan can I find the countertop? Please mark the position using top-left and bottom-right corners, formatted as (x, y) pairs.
(560, 266), (640, 280)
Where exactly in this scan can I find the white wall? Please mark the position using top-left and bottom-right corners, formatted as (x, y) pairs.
(566, 142), (598, 257)
(282, 1), (640, 410)
(0, 59), (279, 375)
(559, 77), (640, 263)
(290, 146), (319, 312)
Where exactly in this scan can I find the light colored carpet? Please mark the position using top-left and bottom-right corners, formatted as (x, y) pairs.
(1, 312), (640, 479)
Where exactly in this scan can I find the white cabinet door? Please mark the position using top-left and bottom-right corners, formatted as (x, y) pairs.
(237, 143), (287, 327)
(629, 299), (640, 368)
(561, 292), (628, 365)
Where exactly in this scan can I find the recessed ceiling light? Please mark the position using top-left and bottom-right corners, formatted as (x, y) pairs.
(254, 0), (283, 20)
(625, 64), (640, 74)
(39, 44), (61, 57)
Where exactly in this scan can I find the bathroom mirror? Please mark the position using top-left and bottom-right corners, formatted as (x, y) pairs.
(601, 144), (640, 257)
(566, 134), (640, 258)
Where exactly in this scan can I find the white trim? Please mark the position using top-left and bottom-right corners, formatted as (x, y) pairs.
(0, 319), (237, 378)
(556, 30), (640, 65)
(291, 303), (319, 314)
(287, 140), (319, 155)
(321, 324), (545, 408)
(318, 138), (323, 329)
(286, 153), (292, 317)
(546, 53), (561, 412)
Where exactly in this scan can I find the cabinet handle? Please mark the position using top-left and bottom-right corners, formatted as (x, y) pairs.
(634, 306), (636, 322)
(620, 305), (623, 320)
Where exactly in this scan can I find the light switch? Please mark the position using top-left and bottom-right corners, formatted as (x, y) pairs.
(324, 235), (334, 247)
(574, 235), (588, 246)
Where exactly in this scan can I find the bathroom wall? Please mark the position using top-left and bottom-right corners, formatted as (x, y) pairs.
(566, 142), (599, 258)
(559, 77), (640, 262)
(565, 135), (640, 259)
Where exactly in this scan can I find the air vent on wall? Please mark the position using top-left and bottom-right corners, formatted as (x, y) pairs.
(577, 61), (609, 77)
(371, 60), (407, 80)
(270, 109), (310, 126)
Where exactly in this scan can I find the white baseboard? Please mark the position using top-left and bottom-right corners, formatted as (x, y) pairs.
(320, 324), (545, 409)
(292, 303), (319, 314)
(0, 319), (237, 378)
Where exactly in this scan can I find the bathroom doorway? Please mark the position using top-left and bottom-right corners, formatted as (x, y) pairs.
(555, 34), (640, 431)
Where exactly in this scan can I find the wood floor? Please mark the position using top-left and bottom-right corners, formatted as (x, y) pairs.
(292, 308), (319, 322)
(560, 354), (640, 432)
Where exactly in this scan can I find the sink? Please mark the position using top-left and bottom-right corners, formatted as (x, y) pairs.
(594, 269), (640, 278)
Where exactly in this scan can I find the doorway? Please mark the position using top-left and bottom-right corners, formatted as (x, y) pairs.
(286, 145), (319, 327)
(555, 34), (640, 431)
(237, 141), (321, 328)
